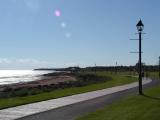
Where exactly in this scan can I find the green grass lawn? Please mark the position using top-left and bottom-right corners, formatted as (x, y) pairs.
(147, 72), (160, 79)
(77, 85), (160, 120)
(0, 72), (137, 109)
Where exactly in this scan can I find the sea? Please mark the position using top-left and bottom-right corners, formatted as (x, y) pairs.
(0, 70), (55, 85)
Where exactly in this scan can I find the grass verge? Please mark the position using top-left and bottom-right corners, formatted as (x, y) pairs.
(77, 84), (160, 120)
(0, 72), (137, 109)
(147, 72), (159, 79)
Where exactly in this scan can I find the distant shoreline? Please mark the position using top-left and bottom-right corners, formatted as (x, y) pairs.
(34, 68), (56, 71)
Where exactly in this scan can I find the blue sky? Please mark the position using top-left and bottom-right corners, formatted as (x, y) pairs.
(0, 0), (159, 69)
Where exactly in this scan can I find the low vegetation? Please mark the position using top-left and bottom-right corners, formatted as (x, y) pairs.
(146, 72), (159, 79)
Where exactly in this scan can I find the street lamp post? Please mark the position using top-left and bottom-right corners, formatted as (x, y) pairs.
(136, 20), (144, 95)
(159, 56), (160, 78)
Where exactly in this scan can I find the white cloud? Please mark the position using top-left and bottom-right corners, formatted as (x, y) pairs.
(0, 58), (51, 69)
(0, 58), (11, 64)
(15, 58), (47, 65)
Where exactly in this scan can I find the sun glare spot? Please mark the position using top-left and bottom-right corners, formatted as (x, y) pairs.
(65, 32), (71, 38)
(54, 10), (61, 17)
(61, 22), (66, 28)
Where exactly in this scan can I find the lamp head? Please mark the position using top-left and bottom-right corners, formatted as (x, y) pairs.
(136, 20), (144, 32)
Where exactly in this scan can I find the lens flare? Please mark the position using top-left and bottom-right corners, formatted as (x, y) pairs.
(65, 32), (71, 38)
(61, 22), (66, 28)
(54, 10), (61, 17)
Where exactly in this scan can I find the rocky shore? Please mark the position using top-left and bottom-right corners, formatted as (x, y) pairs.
(0, 72), (77, 92)
(0, 72), (111, 98)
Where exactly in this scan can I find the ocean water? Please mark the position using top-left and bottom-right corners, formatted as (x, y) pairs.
(0, 70), (54, 85)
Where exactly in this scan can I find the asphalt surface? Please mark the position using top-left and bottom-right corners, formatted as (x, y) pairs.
(17, 79), (160, 120)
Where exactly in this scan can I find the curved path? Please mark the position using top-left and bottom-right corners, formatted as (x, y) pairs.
(0, 78), (159, 120)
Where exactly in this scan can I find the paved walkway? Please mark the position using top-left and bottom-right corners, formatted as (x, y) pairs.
(0, 78), (151, 120)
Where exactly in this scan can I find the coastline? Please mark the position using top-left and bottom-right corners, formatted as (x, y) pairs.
(0, 72), (76, 92)
(0, 71), (111, 99)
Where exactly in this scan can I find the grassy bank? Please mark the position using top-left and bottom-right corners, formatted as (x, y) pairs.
(77, 84), (160, 120)
(147, 72), (159, 79)
(0, 72), (137, 109)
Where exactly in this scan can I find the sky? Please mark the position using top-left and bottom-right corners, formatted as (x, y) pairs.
(0, 0), (160, 69)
